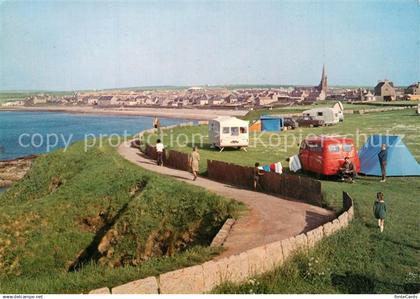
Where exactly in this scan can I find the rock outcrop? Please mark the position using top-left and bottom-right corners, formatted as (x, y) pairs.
(0, 155), (36, 188)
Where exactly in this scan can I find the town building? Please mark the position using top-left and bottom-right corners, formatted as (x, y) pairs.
(374, 80), (396, 101)
(405, 82), (420, 101)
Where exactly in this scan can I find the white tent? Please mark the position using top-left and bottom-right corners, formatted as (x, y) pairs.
(332, 101), (344, 122)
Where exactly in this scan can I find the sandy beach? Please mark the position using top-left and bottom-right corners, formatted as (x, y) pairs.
(0, 105), (248, 120)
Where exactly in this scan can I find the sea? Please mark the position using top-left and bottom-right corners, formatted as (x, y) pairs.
(0, 111), (186, 161)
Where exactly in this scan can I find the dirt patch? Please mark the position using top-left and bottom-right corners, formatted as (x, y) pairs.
(69, 180), (149, 271)
(48, 176), (63, 193)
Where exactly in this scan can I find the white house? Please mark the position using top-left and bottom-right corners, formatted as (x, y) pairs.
(208, 116), (249, 151)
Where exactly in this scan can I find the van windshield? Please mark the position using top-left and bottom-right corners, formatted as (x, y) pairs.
(343, 144), (353, 152)
(328, 144), (340, 152)
(308, 143), (322, 152)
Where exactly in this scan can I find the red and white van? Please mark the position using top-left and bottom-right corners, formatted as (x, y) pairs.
(299, 136), (360, 176)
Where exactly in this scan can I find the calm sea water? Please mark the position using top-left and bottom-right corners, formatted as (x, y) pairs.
(0, 111), (185, 161)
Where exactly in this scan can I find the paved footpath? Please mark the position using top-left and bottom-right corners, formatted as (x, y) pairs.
(118, 143), (335, 258)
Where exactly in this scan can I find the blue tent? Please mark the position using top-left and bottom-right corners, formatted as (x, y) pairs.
(260, 115), (283, 132)
(359, 135), (420, 176)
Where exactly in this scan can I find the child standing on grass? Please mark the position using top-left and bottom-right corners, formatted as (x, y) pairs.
(373, 192), (387, 232)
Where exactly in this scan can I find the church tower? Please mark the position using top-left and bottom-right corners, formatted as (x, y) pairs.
(318, 64), (328, 93)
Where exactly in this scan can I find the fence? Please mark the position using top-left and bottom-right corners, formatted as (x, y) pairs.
(207, 159), (323, 205)
(163, 150), (190, 172)
(142, 144), (190, 172)
(141, 147), (322, 205)
(144, 143), (157, 160)
(342, 191), (353, 211)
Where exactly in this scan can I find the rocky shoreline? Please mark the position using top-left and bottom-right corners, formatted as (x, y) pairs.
(0, 155), (36, 188)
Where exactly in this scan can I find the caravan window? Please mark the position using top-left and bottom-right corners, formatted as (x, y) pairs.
(222, 127), (230, 134)
(240, 127), (247, 134)
(317, 112), (323, 116)
(343, 144), (353, 152)
(231, 127), (239, 136)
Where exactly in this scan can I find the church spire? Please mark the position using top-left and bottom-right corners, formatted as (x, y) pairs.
(319, 64), (328, 93)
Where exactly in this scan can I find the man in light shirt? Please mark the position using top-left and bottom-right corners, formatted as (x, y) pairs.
(156, 139), (164, 166)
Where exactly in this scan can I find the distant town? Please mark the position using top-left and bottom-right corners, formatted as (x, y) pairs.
(2, 66), (420, 109)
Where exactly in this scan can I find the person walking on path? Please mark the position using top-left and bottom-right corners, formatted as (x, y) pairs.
(373, 192), (387, 232)
(156, 139), (164, 166)
(153, 116), (161, 131)
(253, 162), (265, 191)
(378, 144), (388, 182)
(189, 146), (200, 181)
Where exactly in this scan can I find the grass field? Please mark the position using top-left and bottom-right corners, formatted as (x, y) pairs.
(0, 91), (74, 104)
(242, 102), (415, 120)
(0, 93), (31, 103)
(0, 140), (242, 293)
(145, 109), (420, 293)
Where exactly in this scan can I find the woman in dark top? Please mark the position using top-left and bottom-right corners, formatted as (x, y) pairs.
(373, 192), (387, 232)
(378, 144), (388, 182)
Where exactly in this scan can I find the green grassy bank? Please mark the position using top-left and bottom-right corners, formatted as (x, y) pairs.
(0, 140), (241, 293)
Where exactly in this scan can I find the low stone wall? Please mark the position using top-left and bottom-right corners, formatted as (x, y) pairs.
(207, 159), (323, 205)
(353, 106), (409, 114)
(89, 192), (354, 294)
(210, 218), (235, 247)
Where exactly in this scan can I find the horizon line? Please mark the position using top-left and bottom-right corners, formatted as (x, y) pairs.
(0, 83), (410, 93)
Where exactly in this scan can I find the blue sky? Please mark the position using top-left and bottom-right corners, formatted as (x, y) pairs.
(0, 0), (418, 90)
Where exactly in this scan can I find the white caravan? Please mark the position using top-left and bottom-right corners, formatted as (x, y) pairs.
(302, 107), (340, 125)
(208, 116), (249, 151)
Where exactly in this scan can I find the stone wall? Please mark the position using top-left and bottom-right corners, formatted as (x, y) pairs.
(89, 192), (354, 294)
(207, 159), (323, 205)
(353, 106), (408, 114)
(210, 218), (235, 247)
